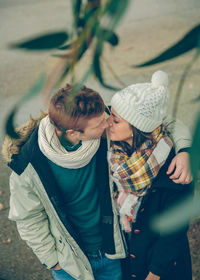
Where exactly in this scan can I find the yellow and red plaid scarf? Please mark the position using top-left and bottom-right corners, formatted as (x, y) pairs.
(108, 125), (173, 232)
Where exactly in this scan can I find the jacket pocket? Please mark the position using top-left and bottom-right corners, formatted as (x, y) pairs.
(56, 236), (65, 252)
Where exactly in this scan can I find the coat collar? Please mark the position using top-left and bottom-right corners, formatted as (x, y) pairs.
(8, 127), (39, 175)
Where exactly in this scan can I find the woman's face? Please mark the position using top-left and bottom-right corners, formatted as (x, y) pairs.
(107, 108), (133, 145)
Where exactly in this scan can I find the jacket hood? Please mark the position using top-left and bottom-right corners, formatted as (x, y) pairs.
(1, 112), (47, 163)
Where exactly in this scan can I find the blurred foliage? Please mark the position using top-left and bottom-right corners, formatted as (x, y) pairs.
(6, 0), (130, 138)
(9, 32), (69, 50)
(4, 0), (200, 233)
(135, 24), (200, 67)
(137, 24), (200, 233)
(5, 74), (46, 139)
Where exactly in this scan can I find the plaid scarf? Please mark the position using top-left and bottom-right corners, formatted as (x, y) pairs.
(108, 126), (173, 232)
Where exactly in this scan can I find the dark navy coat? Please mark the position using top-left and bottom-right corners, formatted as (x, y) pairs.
(121, 150), (193, 280)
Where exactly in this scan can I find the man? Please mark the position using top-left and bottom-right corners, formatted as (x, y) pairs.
(2, 84), (192, 280)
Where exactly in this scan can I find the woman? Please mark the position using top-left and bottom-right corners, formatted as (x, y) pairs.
(107, 71), (192, 280)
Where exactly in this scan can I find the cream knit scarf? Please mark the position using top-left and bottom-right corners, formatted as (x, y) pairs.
(38, 116), (100, 168)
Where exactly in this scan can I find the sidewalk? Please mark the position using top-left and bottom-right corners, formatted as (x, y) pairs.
(0, 1), (200, 279)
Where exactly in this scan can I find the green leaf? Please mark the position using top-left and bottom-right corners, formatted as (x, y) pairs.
(77, 18), (85, 28)
(83, 1), (99, 27)
(57, 64), (70, 85)
(5, 108), (20, 139)
(190, 112), (200, 182)
(77, 41), (88, 59)
(9, 31), (69, 50)
(94, 43), (104, 83)
(197, 31), (200, 49)
(72, 0), (82, 29)
(135, 24), (200, 67)
(72, 0), (82, 19)
(152, 193), (200, 234)
(101, 29), (119, 46)
(106, 0), (130, 30)
(19, 74), (46, 104)
(152, 111), (200, 234)
(51, 54), (69, 58)
(93, 42), (120, 91)
(71, 66), (93, 95)
(191, 95), (200, 103)
(106, 0), (129, 16)
(5, 74), (46, 139)
(58, 43), (71, 50)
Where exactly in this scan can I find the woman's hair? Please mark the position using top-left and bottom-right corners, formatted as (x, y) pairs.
(49, 84), (105, 131)
(113, 125), (156, 156)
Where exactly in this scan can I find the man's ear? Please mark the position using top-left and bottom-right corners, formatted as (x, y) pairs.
(55, 127), (67, 138)
(66, 129), (75, 136)
(66, 129), (81, 138)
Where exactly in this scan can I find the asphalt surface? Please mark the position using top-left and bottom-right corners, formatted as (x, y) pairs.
(0, 1), (200, 279)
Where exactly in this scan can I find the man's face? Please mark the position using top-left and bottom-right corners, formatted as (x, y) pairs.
(79, 112), (108, 140)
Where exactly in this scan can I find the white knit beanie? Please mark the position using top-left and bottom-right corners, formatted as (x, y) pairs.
(111, 70), (170, 133)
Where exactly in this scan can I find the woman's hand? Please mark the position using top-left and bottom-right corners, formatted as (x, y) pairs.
(167, 152), (192, 184)
(145, 272), (160, 280)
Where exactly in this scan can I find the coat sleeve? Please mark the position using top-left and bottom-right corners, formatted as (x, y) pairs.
(163, 115), (191, 153)
(148, 187), (192, 278)
(9, 170), (58, 269)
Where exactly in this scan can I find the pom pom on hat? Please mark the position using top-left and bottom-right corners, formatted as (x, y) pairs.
(151, 70), (169, 88)
(111, 70), (170, 132)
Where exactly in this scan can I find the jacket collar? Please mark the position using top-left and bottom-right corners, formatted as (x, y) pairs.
(8, 127), (39, 175)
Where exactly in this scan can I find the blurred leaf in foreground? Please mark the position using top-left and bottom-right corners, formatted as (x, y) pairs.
(135, 24), (200, 67)
(9, 31), (69, 50)
(190, 112), (200, 183)
(152, 114), (200, 234)
(5, 109), (19, 139)
(5, 74), (46, 139)
(152, 193), (200, 234)
(93, 42), (120, 91)
(101, 29), (119, 46)
(106, 0), (130, 30)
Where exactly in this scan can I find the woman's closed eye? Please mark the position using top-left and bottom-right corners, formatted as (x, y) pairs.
(110, 113), (120, 124)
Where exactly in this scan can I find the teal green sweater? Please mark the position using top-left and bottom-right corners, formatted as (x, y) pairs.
(48, 142), (102, 253)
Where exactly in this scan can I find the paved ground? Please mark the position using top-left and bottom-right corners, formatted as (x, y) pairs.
(0, 0), (200, 279)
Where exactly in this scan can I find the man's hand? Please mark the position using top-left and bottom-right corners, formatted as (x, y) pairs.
(52, 263), (62, 270)
(167, 152), (193, 184)
(145, 272), (160, 280)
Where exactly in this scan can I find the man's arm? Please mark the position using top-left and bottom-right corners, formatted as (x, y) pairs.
(166, 151), (192, 184)
(163, 116), (192, 184)
(163, 115), (191, 153)
(9, 171), (58, 269)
